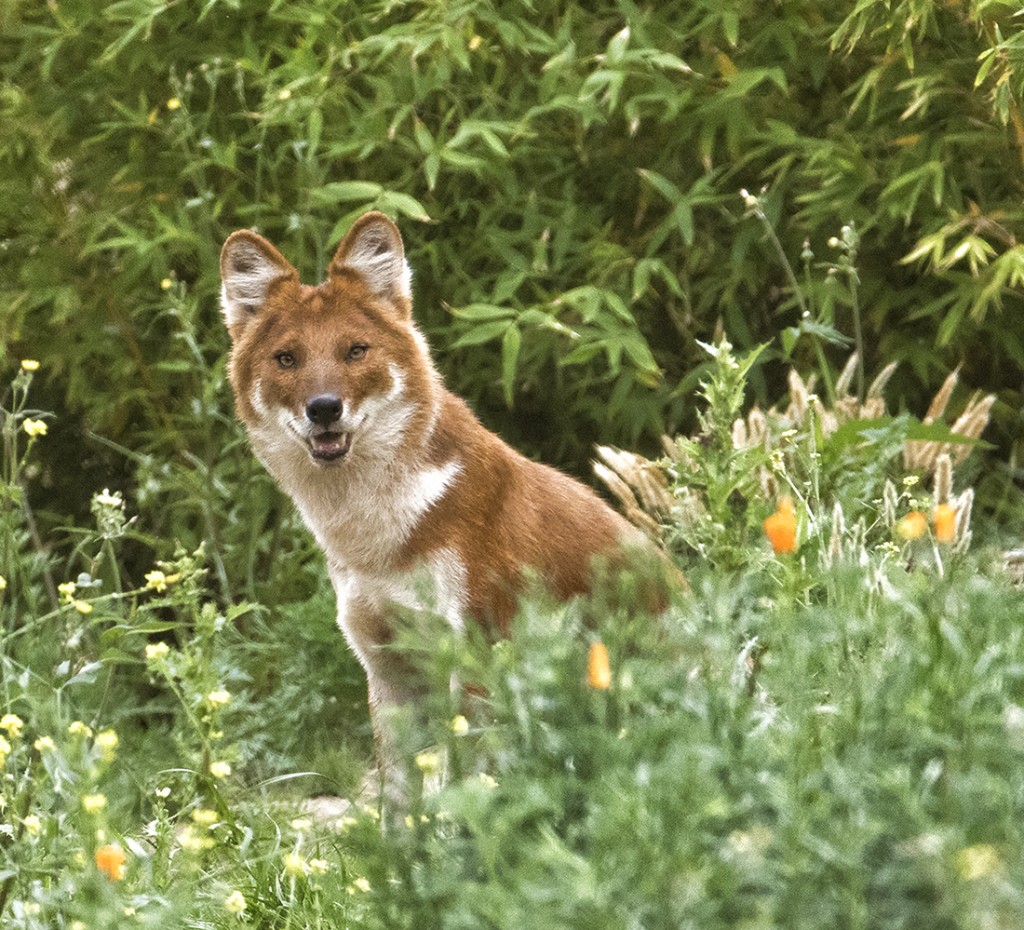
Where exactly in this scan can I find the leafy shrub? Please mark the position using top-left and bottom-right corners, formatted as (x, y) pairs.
(3, 334), (1023, 929)
(3, 0), (1024, 587)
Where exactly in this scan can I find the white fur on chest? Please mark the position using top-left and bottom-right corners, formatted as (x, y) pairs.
(302, 459), (461, 568)
(251, 422), (460, 568)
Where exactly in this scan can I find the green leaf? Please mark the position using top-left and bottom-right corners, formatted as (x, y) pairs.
(451, 320), (511, 348)
(451, 304), (516, 322)
(310, 181), (383, 205)
(377, 191), (432, 222)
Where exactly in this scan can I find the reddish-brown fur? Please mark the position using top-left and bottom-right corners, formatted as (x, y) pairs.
(220, 212), (657, 772)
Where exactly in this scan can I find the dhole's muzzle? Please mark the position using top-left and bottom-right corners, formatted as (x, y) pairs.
(304, 393), (351, 463)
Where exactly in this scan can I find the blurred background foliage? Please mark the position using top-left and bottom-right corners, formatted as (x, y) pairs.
(2, 0), (1024, 604)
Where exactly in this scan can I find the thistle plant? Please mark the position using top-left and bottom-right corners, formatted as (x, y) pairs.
(595, 339), (991, 580)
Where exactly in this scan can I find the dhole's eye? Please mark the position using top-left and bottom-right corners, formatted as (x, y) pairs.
(274, 351), (297, 369)
(346, 344), (369, 362)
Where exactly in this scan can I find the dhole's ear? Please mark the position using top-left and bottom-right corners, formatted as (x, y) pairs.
(329, 212), (412, 311)
(219, 231), (298, 329)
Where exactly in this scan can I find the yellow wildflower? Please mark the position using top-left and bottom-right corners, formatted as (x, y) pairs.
(57, 581), (76, 601)
(33, 736), (55, 752)
(308, 858), (330, 875)
(209, 760), (232, 779)
(95, 729), (118, 761)
(22, 418), (47, 438)
(178, 825), (215, 852)
(166, 97), (181, 110)
(450, 714), (470, 736)
(415, 750), (441, 776)
(0, 735), (9, 766)
(160, 278), (173, 290)
(82, 793), (108, 814)
(0, 576), (6, 592)
(68, 721), (93, 738)
(145, 570), (168, 592)
(73, 599), (93, 614)
(346, 876), (371, 895)
(145, 641), (170, 661)
(282, 851), (306, 876)
(20, 359), (40, 372)
(207, 689), (231, 707)
(224, 890), (247, 914)
(191, 808), (218, 827)
(23, 814), (41, 836)
(957, 843), (1001, 881)
(0, 714), (24, 738)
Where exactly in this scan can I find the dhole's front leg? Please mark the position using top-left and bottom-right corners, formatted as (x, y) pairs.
(330, 568), (421, 804)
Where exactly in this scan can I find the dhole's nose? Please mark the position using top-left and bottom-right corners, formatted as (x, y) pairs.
(306, 394), (343, 427)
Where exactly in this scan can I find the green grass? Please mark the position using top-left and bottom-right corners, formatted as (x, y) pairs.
(2, 347), (1024, 929)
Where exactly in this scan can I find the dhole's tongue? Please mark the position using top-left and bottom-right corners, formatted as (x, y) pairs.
(310, 431), (351, 462)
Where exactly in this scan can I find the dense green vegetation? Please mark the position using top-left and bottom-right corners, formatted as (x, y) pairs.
(2, 0), (1024, 927)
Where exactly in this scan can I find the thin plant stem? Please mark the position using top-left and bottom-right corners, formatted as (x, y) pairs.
(849, 281), (865, 400)
(754, 208), (808, 317)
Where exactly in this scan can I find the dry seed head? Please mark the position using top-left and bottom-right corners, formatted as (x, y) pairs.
(660, 434), (688, 466)
(835, 353), (859, 398)
(634, 467), (674, 514)
(955, 487), (974, 541)
(632, 508), (665, 538)
(904, 436), (940, 473)
(950, 393), (995, 439)
(813, 397), (838, 436)
(787, 369), (810, 422)
(759, 466), (778, 499)
(933, 453), (952, 504)
(732, 417), (748, 450)
(747, 406), (767, 445)
(596, 446), (672, 514)
(835, 396), (861, 423)
(860, 397), (886, 420)
(866, 361), (898, 400)
(851, 517), (867, 559)
(828, 501), (845, 562)
(924, 368), (960, 424)
(950, 394), (995, 465)
(592, 459), (662, 538)
(882, 480), (899, 528)
(595, 444), (635, 474)
(593, 461), (640, 514)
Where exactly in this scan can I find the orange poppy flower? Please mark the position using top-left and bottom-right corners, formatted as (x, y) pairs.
(587, 641), (612, 690)
(763, 497), (797, 554)
(934, 503), (957, 543)
(95, 844), (126, 881)
(896, 511), (928, 541)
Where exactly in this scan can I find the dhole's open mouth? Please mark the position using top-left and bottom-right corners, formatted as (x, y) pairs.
(309, 431), (351, 463)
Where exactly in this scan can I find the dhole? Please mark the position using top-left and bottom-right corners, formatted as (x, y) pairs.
(220, 212), (659, 769)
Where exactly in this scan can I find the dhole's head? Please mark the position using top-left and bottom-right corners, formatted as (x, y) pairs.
(219, 212), (438, 470)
